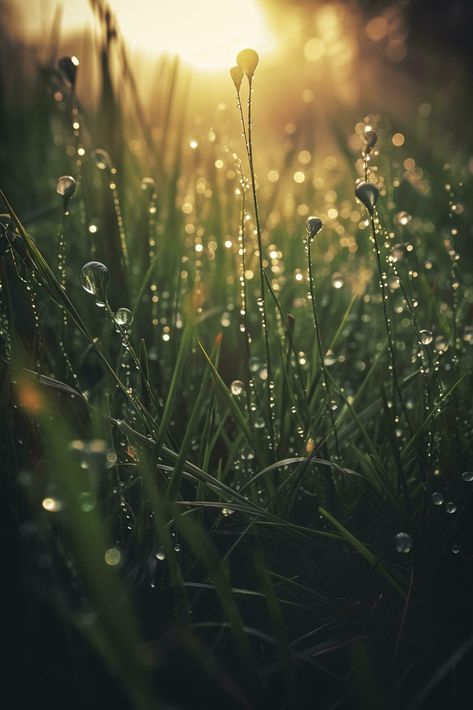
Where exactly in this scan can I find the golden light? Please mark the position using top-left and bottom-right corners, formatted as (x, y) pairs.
(23, 0), (276, 71)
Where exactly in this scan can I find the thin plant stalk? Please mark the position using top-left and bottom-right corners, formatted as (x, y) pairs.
(306, 239), (341, 461)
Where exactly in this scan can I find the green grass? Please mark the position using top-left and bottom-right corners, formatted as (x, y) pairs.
(1, 6), (473, 709)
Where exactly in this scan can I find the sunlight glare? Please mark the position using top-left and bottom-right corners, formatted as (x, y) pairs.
(108, 0), (275, 70)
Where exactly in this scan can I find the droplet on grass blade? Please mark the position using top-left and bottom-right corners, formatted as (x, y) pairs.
(419, 330), (433, 345)
(306, 216), (323, 240)
(236, 48), (259, 79)
(114, 307), (133, 327)
(58, 55), (79, 87)
(355, 181), (379, 214)
(92, 148), (112, 171)
(396, 210), (412, 226)
(432, 492), (444, 506)
(56, 175), (76, 201)
(140, 177), (156, 192)
(364, 127), (378, 151)
(81, 261), (109, 300)
(461, 471), (473, 482)
(394, 531), (412, 553)
(230, 380), (244, 396)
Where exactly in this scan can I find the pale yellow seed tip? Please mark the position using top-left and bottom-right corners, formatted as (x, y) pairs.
(236, 48), (259, 79)
(230, 65), (243, 91)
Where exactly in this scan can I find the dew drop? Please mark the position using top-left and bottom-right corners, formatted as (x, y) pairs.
(395, 210), (412, 226)
(155, 547), (166, 561)
(445, 501), (457, 514)
(432, 492), (444, 506)
(461, 471), (473, 482)
(104, 547), (121, 566)
(92, 148), (112, 171)
(230, 380), (244, 396)
(56, 175), (77, 201)
(419, 329), (433, 345)
(81, 261), (109, 299)
(394, 531), (412, 553)
(42, 496), (64, 513)
(331, 272), (344, 289)
(114, 307), (133, 327)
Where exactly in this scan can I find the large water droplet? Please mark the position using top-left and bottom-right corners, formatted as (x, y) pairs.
(81, 261), (109, 299)
(364, 127), (378, 150)
(306, 216), (323, 240)
(332, 272), (344, 289)
(395, 211), (412, 226)
(92, 148), (112, 171)
(432, 492), (444, 506)
(114, 307), (133, 327)
(56, 175), (76, 201)
(104, 547), (121, 566)
(445, 501), (457, 514)
(230, 380), (244, 396)
(462, 471), (473, 482)
(140, 177), (156, 192)
(394, 531), (412, 553)
(355, 181), (379, 214)
(419, 329), (433, 345)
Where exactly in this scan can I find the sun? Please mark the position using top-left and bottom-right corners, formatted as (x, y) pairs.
(106, 0), (275, 70)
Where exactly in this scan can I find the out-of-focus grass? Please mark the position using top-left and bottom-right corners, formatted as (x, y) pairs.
(1, 2), (473, 708)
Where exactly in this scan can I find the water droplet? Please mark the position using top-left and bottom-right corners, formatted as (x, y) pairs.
(236, 48), (259, 78)
(461, 471), (473, 482)
(140, 177), (156, 192)
(222, 507), (235, 517)
(395, 210), (412, 226)
(451, 545), (460, 554)
(58, 55), (79, 86)
(104, 547), (121, 566)
(56, 175), (76, 201)
(432, 492), (444, 506)
(81, 261), (109, 299)
(306, 215), (323, 240)
(92, 148), (112, 171)
(364, 127), (378, 150)
(355, 181), (379, 214)
(230, 380), (244, 396)
(114, 307), (133, 327)
(394, 531), (413, 553)
(42, 496), (64, 513)
(445, 501), (457, 514)
(419, 329), (433, 345)
(155, 547), (166, 561)
(79, 491), (96, 512)
(331, 272), (344, 289)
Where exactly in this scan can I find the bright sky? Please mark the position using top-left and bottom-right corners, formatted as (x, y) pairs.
(21, 0), (276, 70)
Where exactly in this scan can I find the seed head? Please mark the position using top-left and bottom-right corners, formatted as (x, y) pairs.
(56, 175), (77, 201)
(306, 216), (323, 240)
(364, 127), (378, 151)
(236, 49), (259, 79)
(355, 181), (379, 215)
(230, 65), (244, 91)
(58, 56), (79, 87)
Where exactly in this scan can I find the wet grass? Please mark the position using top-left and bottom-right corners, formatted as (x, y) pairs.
(1, 7), (473, 710)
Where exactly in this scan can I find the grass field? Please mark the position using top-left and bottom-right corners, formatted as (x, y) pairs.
(1, 1), (473, 708)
